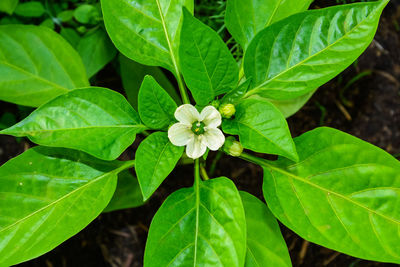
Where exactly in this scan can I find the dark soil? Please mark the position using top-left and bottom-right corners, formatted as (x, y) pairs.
(0, 1), (399, 266)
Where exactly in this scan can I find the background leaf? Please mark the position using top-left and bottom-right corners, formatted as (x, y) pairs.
(269, 91), (315, 118)
(14, 1), (45, 18)
(0, 0), (19, 15)
(135, 132), (183, 200)
(138, 75), (177, 129)
(1, 87), (145, 160)
(262, 127), (400, 263)
(104, 170), (144, 213)
(0, 146), (131, 266)
(240, 191), (291, 267)
(144, 177), (247, 267)
(244, 1), (388, 101)
(225, 0), (313, 48)
(119, 54), (181, 109)
(77, 28), (117, 78)
(0, 25), (89, 107)
(222, 98), (298, 162)
(101, 0), (194, 74)
(180, 9), (238, 105)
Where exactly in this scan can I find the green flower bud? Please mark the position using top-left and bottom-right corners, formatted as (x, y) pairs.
(223, 136), (243, 157)
(210, 99), (220, 109)
(219, 103), (236, 119)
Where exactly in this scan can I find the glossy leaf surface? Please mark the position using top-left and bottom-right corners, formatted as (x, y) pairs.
(104, 170), (144, 213)
(244, 1), (388, 100)
(240, 191), (291, 267)
(0, 25), (89, 107)
(225, 0), (313, 48)
(0, 146), (129, 266)
(270, 90), (315, 118)
(138, 75), (177, 129)
(136, 132), (183, 201)
(144, 177), (246, 267)
(223, 98), (298, 162)
(180, 9), (238, 105)
(101, 0), (193, 74)
(1, 87), (145, 160)
(263, 127), (400, 263)
(120, 55), (181, 109)
(77, 28), (117, 78)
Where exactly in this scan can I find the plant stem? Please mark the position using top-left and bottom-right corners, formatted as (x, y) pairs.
(239, 152), (269, 167)
(176, 73), (191, 104)
(200, 164), (210, 180)
(209, 151), (223, 176)
(194, 159), (200, 185)
(118, 160), (135, 173)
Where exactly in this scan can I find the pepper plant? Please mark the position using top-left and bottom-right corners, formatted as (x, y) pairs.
(0, 0), (398, 266)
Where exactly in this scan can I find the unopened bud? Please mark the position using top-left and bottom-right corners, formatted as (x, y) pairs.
(223, 136), (243, 157)
(219, 103), (236, 119)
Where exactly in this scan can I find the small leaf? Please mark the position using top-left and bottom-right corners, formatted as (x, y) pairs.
(77, 28), (117, 78)
(244, 1), (389, 100)
(74, 4), (100, 24)
(180, 9), (239, 105)
(138, 76), (178, 130)
(225, 0), (313, 48)
(119, 54), (181, 109)
(135, 132), (183, 200)
(0, 25), (89, 107)
(263, 127), (400, 263)
(104, 170), (145, 212)
(0, 146), (131, 266)
(1, 87), (145, 160)
(144, 177), (247, 267)
(14, 1), (45, 17)
(240, 191), (291, 267)
(101, 0), (194, 74)
(0, 0), (19, 15)
(222, 98), (298, 162)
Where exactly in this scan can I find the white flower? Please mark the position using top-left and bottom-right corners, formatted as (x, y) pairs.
(168, 104), (225, 159)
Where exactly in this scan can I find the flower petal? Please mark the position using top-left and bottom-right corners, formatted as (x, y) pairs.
(186, 135), (207, 159)
(203, 127), (225, 151)
(168, 123), (193, 146)
(200, 106), (221, 128)
(174, 104), (200, 125)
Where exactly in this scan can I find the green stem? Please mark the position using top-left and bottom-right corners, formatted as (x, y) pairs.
(209, 151), (223, 176)
(193, 158), (200, 263)
(118, 160), (135, 173)
(200, 164), (210, 180)
(176, 73), (190, 104)
(238, 152), (275, 170)
(194, 159), (200, 183)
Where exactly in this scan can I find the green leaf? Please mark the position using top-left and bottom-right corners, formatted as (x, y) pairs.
(179, 9), (239, 105)
(60, 27), (81, 48)
(221, 79), (252, 105)
(262, 127), (400, 263)
(119, 54), (181, 110)
(14, 1), (45, 17)
(225, 0), (313, 48)
(138, 76), (178, 129)
(244, 1), (388, 101)
(269, 90), (315, 118)
(1, 87), (145, 161)
(104, 170), (144, 212)
(57, 10), (74, 22)
(0, 0), (19, 15)
(240, 191), (291, 267)
(0, 25), (89, 107)
(74, 4), (100, 24)
(222, 98), (298, 162)
(135, 132), (183, 201)
(101, 0), (194, 74)
(0, 146), (132, 266)
(144, 177), (247, 266)
(77, 28), (117, 78)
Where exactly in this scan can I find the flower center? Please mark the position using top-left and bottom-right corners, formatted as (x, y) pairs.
(191, 121), (205, 135)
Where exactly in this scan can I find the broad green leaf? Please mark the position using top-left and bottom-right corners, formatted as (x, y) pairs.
(74, 4), (100, 24)
(244, 1), (388, 101)
(138, 75), (177, 129)
(270, 90), (315, 118)
(77, 28), (117, 78)
(0, 25), (89, 107)
(60, 27), (81, 48)
(240, 191), (291, 267)
(104, 170), (144, 212)
(225, 0), (313, 48)
(144, 177), (247, 267)
(0, 146), (132, 266)
(101, 0), (194, 74)
(1, 87), (145, 161)
(222, 98), (298, 162)
(262, 127), (400, 263)
(135, 132), (183, 200)
(14, 1), (45, 17)
(119, 54), (181, 109)
(180, 9), (239, 105)
(0, 0), (19, 15)
(221, 79), (252, 105)
(57, 10), (74, 22)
